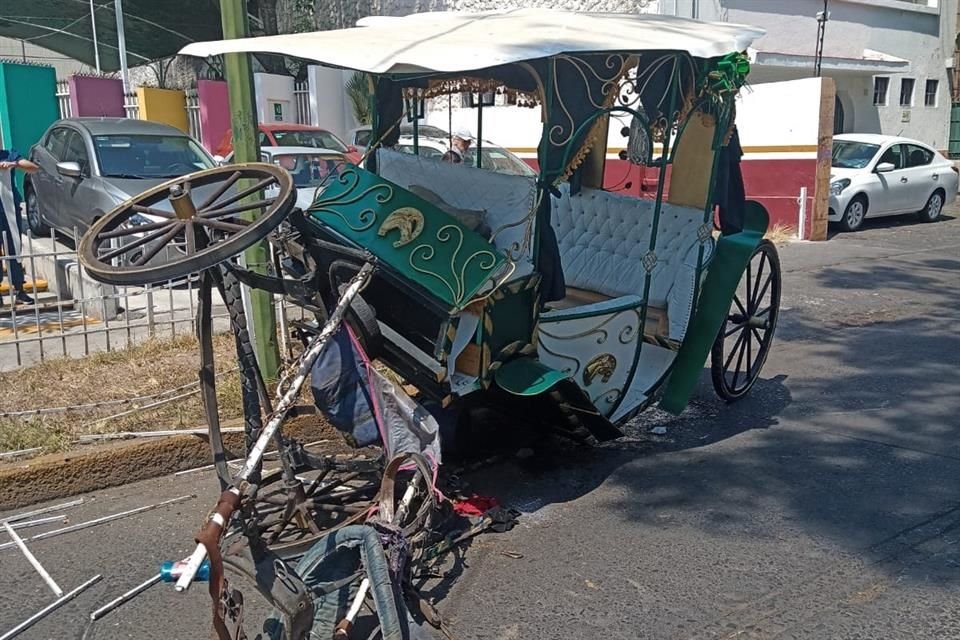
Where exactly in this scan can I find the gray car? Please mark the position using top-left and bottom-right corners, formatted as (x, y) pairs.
(25, 118), (215, 239)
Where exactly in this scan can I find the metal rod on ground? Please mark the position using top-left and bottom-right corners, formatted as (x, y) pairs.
(3, 523), (64, 596)
(176, 265), (373, 591)
(0, 447), (41, 460)
(1, 515), (68, 531)
(0, 574), (102, 640)
(1, 498), (84, 524)
(0, 495), (193, 552)
(77, 426), (241, 443)
(89, 573), (161, 621)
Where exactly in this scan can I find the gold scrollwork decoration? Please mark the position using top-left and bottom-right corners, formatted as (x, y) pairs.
(307, 168), (394, 232)
(583, 353), (617, 387)
(378, 207), (425, 248)
(409, 224), (499, 308)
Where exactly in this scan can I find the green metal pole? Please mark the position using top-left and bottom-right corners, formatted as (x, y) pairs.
(219, 0), (281, 381)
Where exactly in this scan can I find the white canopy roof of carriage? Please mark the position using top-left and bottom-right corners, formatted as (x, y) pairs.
(179, 9), (765, 75)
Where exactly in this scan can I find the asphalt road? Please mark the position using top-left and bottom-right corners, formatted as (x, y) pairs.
(1, 207), (959, 639)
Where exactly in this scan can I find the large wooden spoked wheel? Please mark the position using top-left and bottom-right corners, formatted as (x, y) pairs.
(710, 239), (781, 402)
(79, 164), (295, 286)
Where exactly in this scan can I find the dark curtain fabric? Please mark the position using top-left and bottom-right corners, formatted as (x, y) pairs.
(365, 77), (404, 173)
(535, 191), (566, 303)
(714, 126), (746, 236)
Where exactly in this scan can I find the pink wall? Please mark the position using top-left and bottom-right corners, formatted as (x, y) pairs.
(197, 80), (230, 154)
(69, 76), (124, 117)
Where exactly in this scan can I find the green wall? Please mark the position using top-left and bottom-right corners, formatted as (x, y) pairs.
(0, 63), (58, 192)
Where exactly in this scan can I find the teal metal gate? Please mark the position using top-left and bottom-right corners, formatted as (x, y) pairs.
(950, 103), (960, 158)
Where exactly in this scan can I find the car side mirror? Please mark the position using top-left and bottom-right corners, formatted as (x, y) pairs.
(876, 162), (895, 173)
(56, 161), (82, 178)
(346, 145), (358, 153)
(212, 155), (225, 166)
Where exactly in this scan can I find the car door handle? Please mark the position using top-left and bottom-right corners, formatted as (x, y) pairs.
(932, 173), (939, 180)
(900, 177), (908, 183)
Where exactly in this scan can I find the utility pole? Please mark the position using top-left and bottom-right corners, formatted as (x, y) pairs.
(219, 0), (281, 381)
(90, 0), (101, 74)
(814, 0), (829, 77)
(114, 0), (130, 92)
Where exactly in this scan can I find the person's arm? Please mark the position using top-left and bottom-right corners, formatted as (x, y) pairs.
(14, 158), (38, 174)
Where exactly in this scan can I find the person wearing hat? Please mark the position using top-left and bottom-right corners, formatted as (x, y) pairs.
(448, 130), (473, 164)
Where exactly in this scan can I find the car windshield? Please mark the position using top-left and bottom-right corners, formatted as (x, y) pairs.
(93, 135), (213, 179)
(271, 153), (347, 188)
(463, 147), (537, 177)
(832, 141), (880, 169)
(270, 129), (348, 152)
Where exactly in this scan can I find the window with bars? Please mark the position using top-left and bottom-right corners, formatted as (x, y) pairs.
(873, 77), (889, 106)
(899, 78), (915, 107)
(924, 79), (939, 107)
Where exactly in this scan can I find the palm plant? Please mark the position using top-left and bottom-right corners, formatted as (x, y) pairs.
(345, 72), (373, 125)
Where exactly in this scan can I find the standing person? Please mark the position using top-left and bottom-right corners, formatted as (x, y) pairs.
(0, 149), (39, 305)
(448, 130), (473, 164)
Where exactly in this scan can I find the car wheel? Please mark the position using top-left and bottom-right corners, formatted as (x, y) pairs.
(25, 188), (51, 238)
(917, 190), (944, 223)
(840, 196), (867, 232)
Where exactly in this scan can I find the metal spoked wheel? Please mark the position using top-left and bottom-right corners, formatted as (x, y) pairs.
(710, 239), (781, 402)
(79, 164), (295, 286)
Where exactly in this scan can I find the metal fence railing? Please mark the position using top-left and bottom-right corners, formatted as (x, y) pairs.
(56, 80), (72, 119)
(0, 227), (230, 371)
(294, 81), (312, 125)
(123, 92), (140, 120)
(186, 88), (202, 141)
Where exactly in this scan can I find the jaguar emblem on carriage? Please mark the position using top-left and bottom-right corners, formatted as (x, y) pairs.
(583, 353), (618, 386)
(378, 206), (425, 247)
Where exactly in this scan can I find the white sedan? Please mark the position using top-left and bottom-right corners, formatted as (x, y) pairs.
(225, 145), (350, 210)
(829, 134), (958, 231)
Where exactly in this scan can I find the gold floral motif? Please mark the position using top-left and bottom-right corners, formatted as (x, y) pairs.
(378, 207), (424, 248)
(583, 354), (617, 387)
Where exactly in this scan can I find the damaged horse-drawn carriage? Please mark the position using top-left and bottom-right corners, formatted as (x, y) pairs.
(77, 9), (779, 639)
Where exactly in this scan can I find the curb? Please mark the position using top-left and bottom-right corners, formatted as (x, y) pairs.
(0, 415), (336, 511)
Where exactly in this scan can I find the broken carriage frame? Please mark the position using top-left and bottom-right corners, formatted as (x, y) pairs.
(74, 16), (783, 638)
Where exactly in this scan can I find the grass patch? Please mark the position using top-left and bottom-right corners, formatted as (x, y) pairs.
(0, 333), (243, 454)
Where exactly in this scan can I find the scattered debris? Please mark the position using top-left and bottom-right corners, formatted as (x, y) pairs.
(1, 514), (68, 531)
(650, 426), (668, 435)
(0, 495), (193, 552)
(500, 551), (524, 559)
(2, 522), (63, 596)
(89, 573), (162, 622)
(0, 498), (84, 524)
(0, 574), (102, 640)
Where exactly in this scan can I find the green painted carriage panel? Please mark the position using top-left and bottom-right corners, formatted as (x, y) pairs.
(659, 201), (769, 415)
(307, 166), (507, 312)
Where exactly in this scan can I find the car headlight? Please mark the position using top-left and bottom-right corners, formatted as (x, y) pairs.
(830, 178), (851, 196)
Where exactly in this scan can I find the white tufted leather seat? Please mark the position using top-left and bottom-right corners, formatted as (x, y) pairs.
(377, 149), (537, 275)
(550, 184), (713, 340)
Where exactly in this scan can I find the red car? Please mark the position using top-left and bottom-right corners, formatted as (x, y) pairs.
(215, 123), (362, 164)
